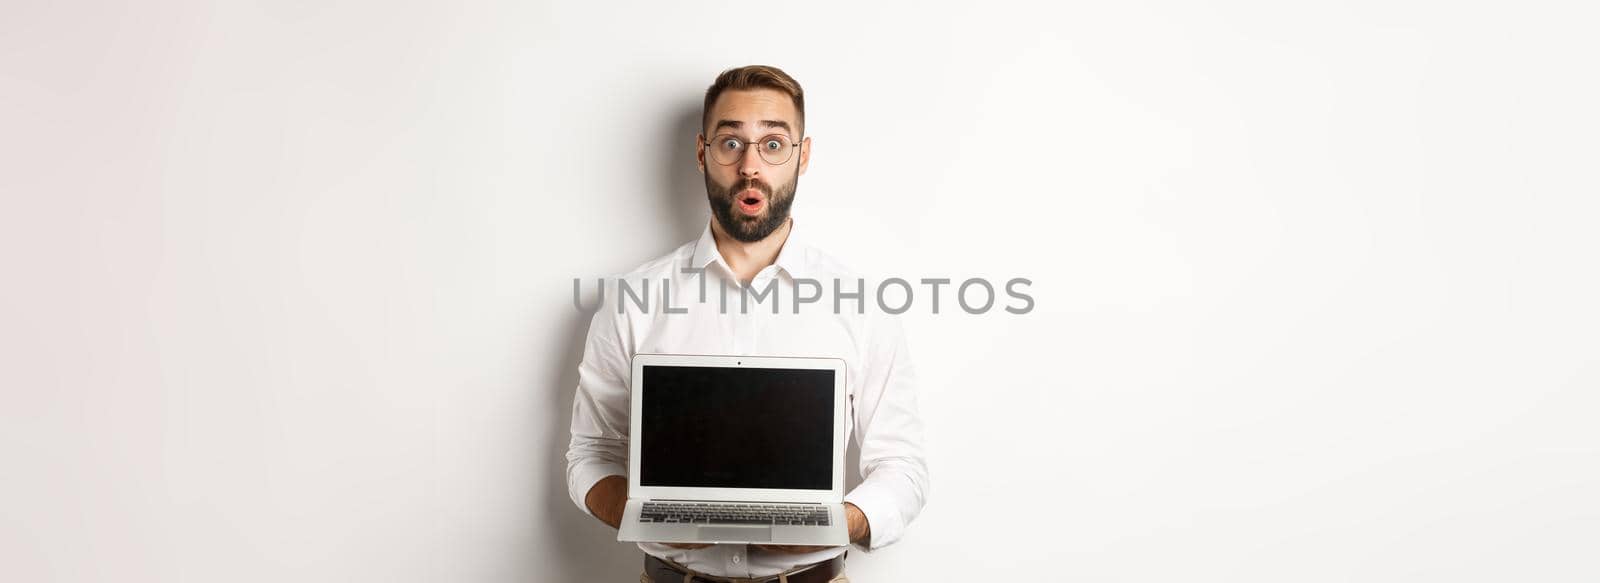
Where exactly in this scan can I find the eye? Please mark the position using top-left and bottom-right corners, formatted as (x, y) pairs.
(763, 139), (783, 151)
(720, 138), (743, 150)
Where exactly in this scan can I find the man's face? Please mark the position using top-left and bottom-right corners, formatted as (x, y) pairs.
(698, 88), (811, 243)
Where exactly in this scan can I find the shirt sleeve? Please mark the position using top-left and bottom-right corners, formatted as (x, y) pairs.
(565, 279), (635, 519)
(842, 314), (930, 551)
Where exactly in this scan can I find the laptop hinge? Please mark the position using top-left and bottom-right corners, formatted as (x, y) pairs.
(653, 498), (821, 505)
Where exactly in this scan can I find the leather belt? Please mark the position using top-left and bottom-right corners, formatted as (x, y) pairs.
(644, 553), (845, 583)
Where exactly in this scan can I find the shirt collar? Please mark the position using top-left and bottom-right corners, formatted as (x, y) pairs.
(691, 218), (809, 280)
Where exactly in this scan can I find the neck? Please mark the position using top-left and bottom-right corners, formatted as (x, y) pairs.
(710, 217), (793, 283)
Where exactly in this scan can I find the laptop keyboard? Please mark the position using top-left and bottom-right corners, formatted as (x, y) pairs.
(639, 502), (831, 526)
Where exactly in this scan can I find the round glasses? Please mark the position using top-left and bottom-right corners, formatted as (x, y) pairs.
(703, 134), (800, 166)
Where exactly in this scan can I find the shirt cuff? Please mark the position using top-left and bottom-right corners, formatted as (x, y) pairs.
(568, 462), (627, 519)
(843, 479), (905, 552)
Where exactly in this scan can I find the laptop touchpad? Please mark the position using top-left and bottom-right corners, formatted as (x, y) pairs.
(697, 526), (772, 542)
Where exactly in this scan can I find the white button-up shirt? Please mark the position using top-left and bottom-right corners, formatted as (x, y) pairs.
(565, 220), (930, 578)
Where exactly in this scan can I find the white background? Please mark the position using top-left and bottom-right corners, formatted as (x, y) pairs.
(3, 1), (1597, 581)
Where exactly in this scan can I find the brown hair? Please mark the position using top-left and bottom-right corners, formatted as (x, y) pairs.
(702, 65), (805, 137)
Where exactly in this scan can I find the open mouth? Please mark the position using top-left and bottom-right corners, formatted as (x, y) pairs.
(736, 189), (766, 216)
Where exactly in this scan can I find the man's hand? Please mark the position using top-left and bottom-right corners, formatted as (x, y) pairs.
(753, 502), (870, 554)
(588, 477), (709, 548)
(845, 502), (870, 546)
(583, 475), (629, 529)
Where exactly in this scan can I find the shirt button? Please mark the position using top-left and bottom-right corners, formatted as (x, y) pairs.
(732, 555), (741, 564)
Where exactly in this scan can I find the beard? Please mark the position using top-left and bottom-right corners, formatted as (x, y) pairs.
(704, 171), (797, 243)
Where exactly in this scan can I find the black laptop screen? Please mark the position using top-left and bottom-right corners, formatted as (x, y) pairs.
(639, 365), (834, 490)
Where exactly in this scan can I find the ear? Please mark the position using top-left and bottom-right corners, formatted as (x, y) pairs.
(695, 133), (707, 173)
(797, 136), (812, 177)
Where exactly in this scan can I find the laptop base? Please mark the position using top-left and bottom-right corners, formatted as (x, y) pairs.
(617, 499), (849, 546)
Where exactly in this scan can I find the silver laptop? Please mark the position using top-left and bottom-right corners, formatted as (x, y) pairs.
(616, 354), (849, 546)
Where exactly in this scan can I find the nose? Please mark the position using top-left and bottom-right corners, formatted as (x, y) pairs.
(737, 143), (763, 178)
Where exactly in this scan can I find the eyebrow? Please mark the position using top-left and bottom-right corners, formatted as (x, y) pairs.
(712, 119), (794, 134)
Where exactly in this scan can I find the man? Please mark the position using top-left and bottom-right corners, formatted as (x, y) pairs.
(566, 65), (929, 583)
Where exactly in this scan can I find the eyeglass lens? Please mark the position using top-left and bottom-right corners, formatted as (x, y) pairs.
(708, 134), (794, 165)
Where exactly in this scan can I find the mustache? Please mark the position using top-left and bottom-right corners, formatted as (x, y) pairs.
(727, 179), (772, 197)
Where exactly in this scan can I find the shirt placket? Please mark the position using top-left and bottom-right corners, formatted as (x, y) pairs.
(727, 543), (749, 577)
(745, 267), (778, 352)
(709, 265), (777, 578)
